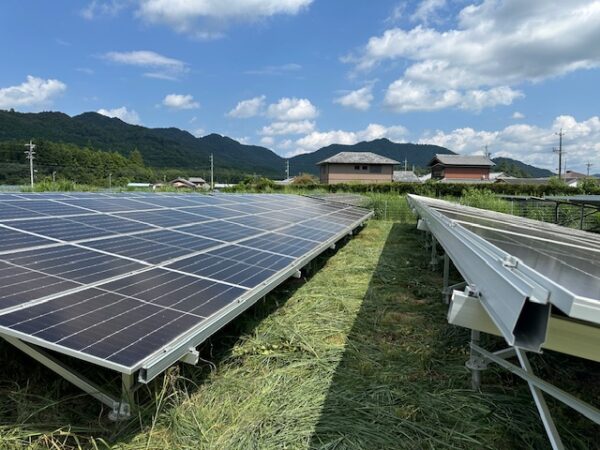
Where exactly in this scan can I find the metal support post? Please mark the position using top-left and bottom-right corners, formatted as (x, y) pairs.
(442, 253), (450, 303)
(3, 336), (127, 419)
(466, 330), (486, 390)
(515, 349), (564, 450)
(430, 235), (438, 270)
(472, 342), (600, 449)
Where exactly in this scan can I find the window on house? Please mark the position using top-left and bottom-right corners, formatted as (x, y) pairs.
(354, 165), (360, 170)
(362, 165), (368, 170)
(369, 165), (382, 173)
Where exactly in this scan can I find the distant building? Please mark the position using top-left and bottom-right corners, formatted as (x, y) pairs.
(169, 177), (208, 189)
(393, 170), (421, 183)
(428, 154), (495, 182)
(564, 170), (590, 187)
(317, 152), (399, 184)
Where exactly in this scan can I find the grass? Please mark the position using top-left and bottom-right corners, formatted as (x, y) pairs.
(0, 196), (598, 448)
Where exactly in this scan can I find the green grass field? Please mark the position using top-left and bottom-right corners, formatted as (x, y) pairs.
(0, 219), (598, 449)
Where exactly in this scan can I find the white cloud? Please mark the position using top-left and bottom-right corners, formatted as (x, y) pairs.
(287, 123), (407, 157)
(162, 93), (199, 110)
(102, 50), (187, 79)
(348, 1), (600, 112)
(97, 106), (141, 125)
(81, 0), (126, 19)
(227, 95), (266, 118)
(192, 127), (205, 137)
(418, 115), (600, 172)
(267, 97), (318, 121)
(384, 80), (522, 112)
(136, 0), (313, 36)
(260, 120), (315, 136)
(245, 63), (302, 76)
(512, 111), (525, 119)
(0, 75), (66, 110)
(334, 86), (374, 111)
(260, 136), (275, 147)
(411, 0), (446, 24)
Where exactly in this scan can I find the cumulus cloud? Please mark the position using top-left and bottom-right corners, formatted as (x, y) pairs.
(162, 93), (199, 109)
(384, 81), (523, 112)
(512, 111), (525, 119)
(81, 0), (126, 19)
(102, 50), (187, 80)
(0, 75), (66, 110)
(286, 123), (407, 157)
(136, 0), (313, 37)
(260, 136), (275, 147)
(227, 95), (266, 118)
(334, 86), (374, 111)
(97, 106), (141, 125)
(260, 120), (315, 136)
(245, 63), (302, 76)
(347, 1), (600, 112)
(267, 97), (318, 121)
(411, 0), (446, 24)
(418, 115), (600, 172)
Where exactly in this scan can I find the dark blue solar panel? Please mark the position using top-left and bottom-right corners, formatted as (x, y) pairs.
(2, 246), (145, 284)
(227, 215), (290, 231)
(0, 227), (57, 253)
(277, 224), (336, 242)
(239, 233), (319, 258)
(178, 221), (263, 242)
(0, 261), (80, 309)
(116, 209), (208, 227)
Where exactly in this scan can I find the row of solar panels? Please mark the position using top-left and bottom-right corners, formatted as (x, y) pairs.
(0, 193), (372, 374)
(408, 194), (600, 351)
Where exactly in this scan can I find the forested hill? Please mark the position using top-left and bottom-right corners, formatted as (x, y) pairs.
(0, 110), (283, 177)
(492, 157), (554, 178)
(289, 139), (455, 176)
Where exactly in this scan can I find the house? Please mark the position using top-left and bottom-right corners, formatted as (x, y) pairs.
(393, 170), (421, 183)
(169, 177), (208, 189)
(428, 154), (495, 182)
(564, 170), (589, 187)
(317, 152), (399, 184)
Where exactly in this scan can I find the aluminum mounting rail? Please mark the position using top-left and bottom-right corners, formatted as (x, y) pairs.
(407, 194), (600, 352)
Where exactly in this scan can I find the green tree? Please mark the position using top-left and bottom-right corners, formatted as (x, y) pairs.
(129, 148), (144, 166)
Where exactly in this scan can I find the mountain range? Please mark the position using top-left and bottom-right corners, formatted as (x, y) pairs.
(0, 109), (554, 179)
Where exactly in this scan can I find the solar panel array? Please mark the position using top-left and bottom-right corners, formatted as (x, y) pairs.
(0, 192), (371, 373)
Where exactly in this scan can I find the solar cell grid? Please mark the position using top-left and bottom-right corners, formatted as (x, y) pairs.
(0, 192), (372, 374)
(0, 227), (57, 253)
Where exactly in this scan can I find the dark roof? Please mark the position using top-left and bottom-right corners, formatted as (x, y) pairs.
(428, 154), (495, 167)
(494, 177), (550, 185)
(564, 170), (587, 179)
(393, 170), (420, 182)
(317, 151), (400, 165)
(188, 177), (206, 183)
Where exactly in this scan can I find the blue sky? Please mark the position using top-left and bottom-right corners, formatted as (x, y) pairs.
(1, 1), (599, 172)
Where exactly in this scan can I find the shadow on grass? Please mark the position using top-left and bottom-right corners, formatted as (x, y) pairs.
(309, 223), (599, 450)
(0, 234), (356, 448)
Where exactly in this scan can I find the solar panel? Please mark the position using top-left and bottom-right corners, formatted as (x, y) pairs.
(0, 192), (372, 386)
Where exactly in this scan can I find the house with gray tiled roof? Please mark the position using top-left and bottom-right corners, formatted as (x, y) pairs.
(317, 152), (399, 184)
(428, 154), (495, 182)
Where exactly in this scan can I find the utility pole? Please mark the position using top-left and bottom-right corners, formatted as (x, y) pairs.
(210, 153), (214, 190)
(24, 140), (36, 189)
(285, 159), (290, 179)
(554, 129), (565, 180)
(483, 145), (491, 159)
(108, 172), (112, 190)
(404, 157), (408, 171)
(586, 161), (593, 177)
(52, 171), (56, 182)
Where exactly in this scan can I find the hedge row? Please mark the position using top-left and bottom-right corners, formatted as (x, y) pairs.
(228, 180), (599, 197)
